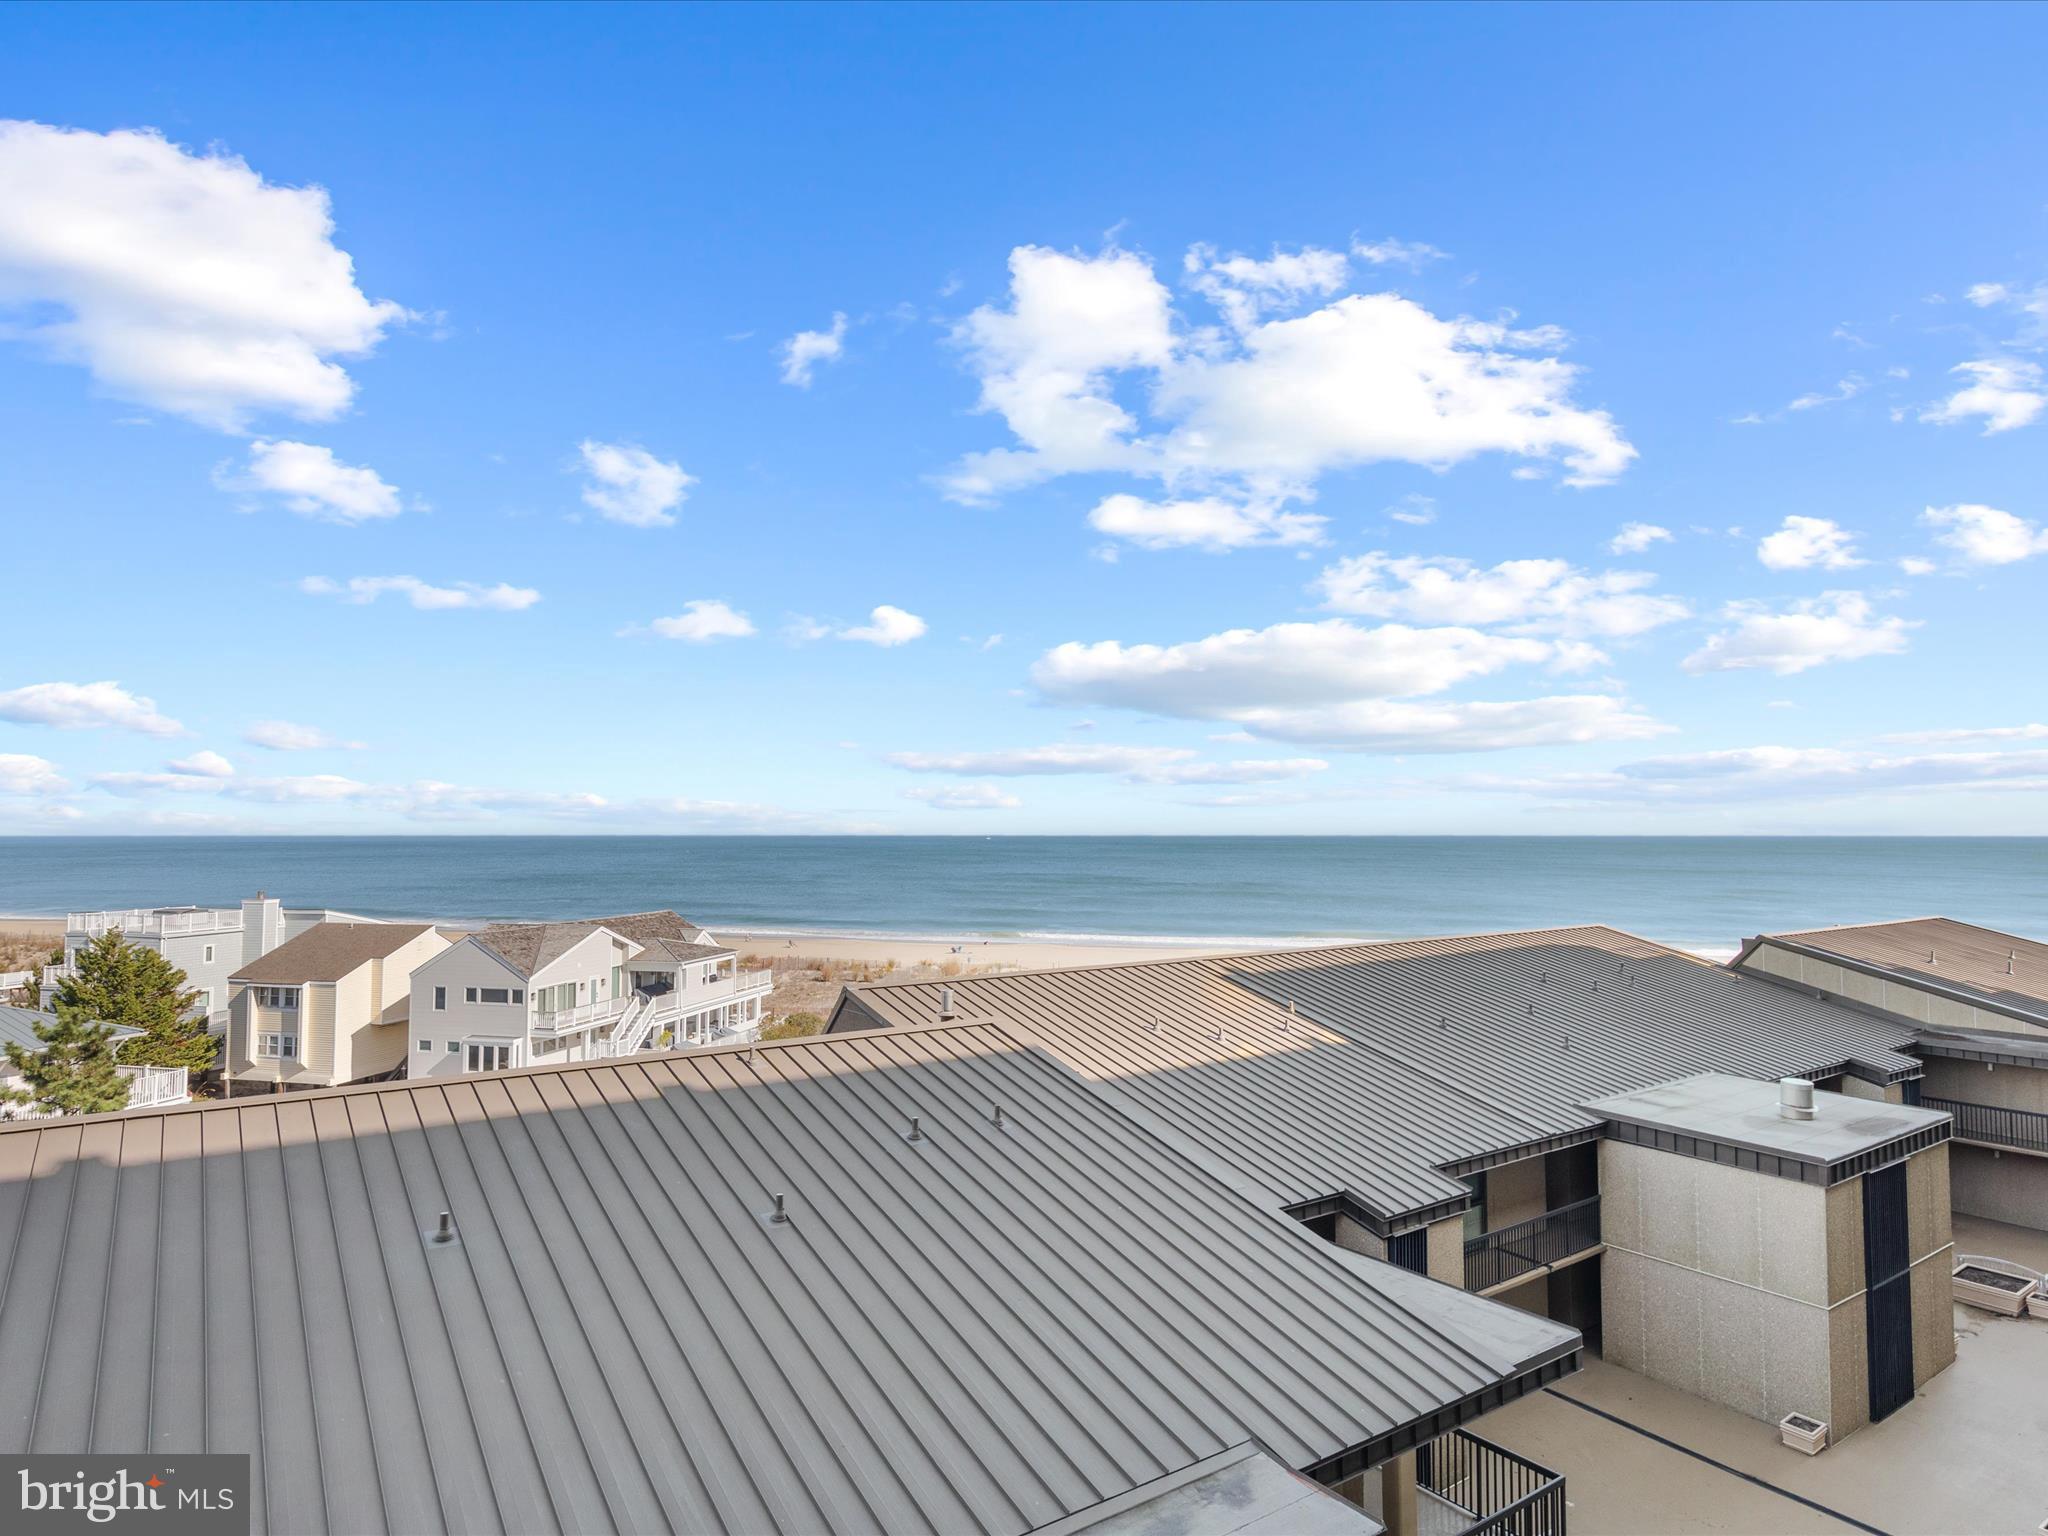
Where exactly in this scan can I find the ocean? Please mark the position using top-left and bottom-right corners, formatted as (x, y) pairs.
(1, 835), (2042, 956)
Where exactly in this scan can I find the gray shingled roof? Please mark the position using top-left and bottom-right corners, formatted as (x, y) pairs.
(469, 911), (700, 977)
(837, 926), (1924, 1224)
(231, 922), (434, 984)
(0, 1022), (1575, 1536)
(622, 935), (734, 967)
(1747, 916), (2048, 1025)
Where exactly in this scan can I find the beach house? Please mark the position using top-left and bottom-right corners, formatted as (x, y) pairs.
(49, 893), (379, 1029)
(405, 910), (771, 1078)
(831, 925), (1958, 1443)
(1735, 917), (2048, 1232)
(225, 921), (449, 1094)
(0, 1003), (191, 1117)
(0, 1023), (1580, 1536)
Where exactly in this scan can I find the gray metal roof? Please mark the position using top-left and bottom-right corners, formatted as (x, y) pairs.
(1584, 1072), (1949, 1161)
(1743, 917), (2048, 1026)
(0, 1021), (1575, 1536)
(837, 927), (1925, 1224)
(1036, 1442), (1385, 1535)
(834, 960), (1545, 1220)
(0, 1005), (138, 1054)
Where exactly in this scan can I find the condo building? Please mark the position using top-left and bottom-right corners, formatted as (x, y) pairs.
(1735, 916), (2048, 1232)
(830, 924), (1955, 1445)
(49, 893), (376, 1029)
(406, 910), (771, 1079)
(225, 921), (449, 1094)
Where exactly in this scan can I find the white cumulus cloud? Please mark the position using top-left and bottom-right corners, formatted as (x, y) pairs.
(166, 749), (234, 778)
(1922, 503), (2048, 565)
(1920, 359), (2045, 434)
(0, 754), (67, 795)
(904, 783), (1022, 810)
(577, 440), (693, 528)
(1030, 618), (1663, 751)
(940, 242), (1635, 533)
(779, 312), (849, 387)
(1087, 493), (1325, 551)
(1608, 522), (1673, 555)
(885, 743), (1327, 784)
(641, 599), (756, 642)
(300, 575), (540, 611)
(1683, 591), (1913, 675)
(242, 720), (363, 752)
(0, 120), (406, 430)
(840, 605), (927, 647)
(1313, 552), (1688, 638)
(219, 439), (403, 524)
(1756, 515), (1863, 571)
(0, 680), (183, 737)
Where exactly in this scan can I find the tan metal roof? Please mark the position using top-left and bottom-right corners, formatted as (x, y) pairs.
(838, 926), (1924, 1223)
(1753, 917), (2048, 1023)
(0, 1022), (1575, 1536)
(230, 922), (435, 984)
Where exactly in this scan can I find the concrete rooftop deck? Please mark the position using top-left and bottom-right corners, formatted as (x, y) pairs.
(1473, 1214), (2048, 1535)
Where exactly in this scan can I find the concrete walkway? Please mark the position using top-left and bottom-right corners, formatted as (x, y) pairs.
(1474, 1215), (2048, 1535)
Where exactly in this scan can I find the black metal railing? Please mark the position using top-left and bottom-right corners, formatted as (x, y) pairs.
(1464, 1196), (1601, 1292)
(1924, 1095), (2048, 1156)
(1418, 1428), (1567, 1536)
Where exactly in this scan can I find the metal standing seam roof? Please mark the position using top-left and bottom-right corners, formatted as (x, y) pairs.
(836, 927), (1925, 1225)
(0, 1006), (139, 1054)
(0, 1020), (1576, 1536)
(1743, 917), (2048, 1025)
(835, 960), (1551, 1220)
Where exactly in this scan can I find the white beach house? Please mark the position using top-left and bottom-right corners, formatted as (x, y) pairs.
(49, 893), (377, 1029)
(406, 910), (771, 1078)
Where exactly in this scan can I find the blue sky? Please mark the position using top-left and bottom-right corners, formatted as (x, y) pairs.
(2, 1), (2047, 835)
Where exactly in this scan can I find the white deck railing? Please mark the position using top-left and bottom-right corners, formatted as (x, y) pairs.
(67, 908), (244, 940)
(122, 1064), (190, 1108)
(532, 993), (631, 1034)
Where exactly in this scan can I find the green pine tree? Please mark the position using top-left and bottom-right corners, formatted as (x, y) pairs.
(2, 998), (130, 1118)
(57, 930), (217, 1078)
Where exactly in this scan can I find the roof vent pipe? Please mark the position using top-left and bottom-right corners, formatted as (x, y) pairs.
(937, 986), (956, 1020)
(1779, 1077), (1815, 1122)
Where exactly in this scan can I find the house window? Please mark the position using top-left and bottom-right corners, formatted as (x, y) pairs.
(417, 1039), (430, 1053)
(433, 986), (447, 1011)
(446, 1041), (459, 1053)
(202, 944), (215, 964)
(465, 987), (478, 1003)
(512, 989), (525, 1005)
(465, 1042), (513, 1073)
(254, 986), (300, 1010)
(479, 987), (510, 1005)
(256, 1033), (297, 1059)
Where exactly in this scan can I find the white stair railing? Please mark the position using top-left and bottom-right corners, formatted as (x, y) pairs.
(600, 992), (662, 1058)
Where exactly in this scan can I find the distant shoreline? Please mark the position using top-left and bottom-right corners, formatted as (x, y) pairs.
(0, 913), (1740, 969)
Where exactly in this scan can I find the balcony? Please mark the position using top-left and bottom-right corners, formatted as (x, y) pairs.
(68, 908), (243, 940)
(533, 993), (631, 1035)
(1465, 1196), (1602, 1293)
(1924, 1095), (2048, 1157)
(1417, 1429), (1566, 1536)
(121, 1064), (190, 1109)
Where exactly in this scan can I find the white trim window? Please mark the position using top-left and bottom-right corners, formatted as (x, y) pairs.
(253, 985), (300, 1010)
(203, 943), (215, 964)
(433, 986), (447, 1011)
(256, 1032), (298, 1060)
(465, 1041), (514, 1073)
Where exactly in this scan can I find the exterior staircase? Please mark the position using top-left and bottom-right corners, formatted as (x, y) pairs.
(600, 991), (663, 1058)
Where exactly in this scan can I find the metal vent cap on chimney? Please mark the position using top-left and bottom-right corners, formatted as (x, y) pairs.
(937, 986), (957, 1021)
(1778, 1077), (1815, 1121)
